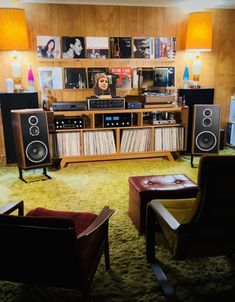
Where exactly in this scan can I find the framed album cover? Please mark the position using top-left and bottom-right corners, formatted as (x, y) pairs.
(109, 37), (132, 58)
(62, 36), (85, 59)
(64, 68), (87, 89)
(37, 36), (61, 59)
(86, 37), (109, 59)
(39, 67), (63, 89)
(87, 67), (109, 88)
(132, 37), (154, 59)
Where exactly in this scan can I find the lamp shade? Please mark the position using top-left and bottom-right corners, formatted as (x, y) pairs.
(185, 12), (212, 52)
(0, 8), (29, 50)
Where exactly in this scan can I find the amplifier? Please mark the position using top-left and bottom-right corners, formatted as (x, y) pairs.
(103, 113), (132, 127)
(87, 97), (125, 110)
(52, 101), (87, 111)
(54, 116), (84, 129)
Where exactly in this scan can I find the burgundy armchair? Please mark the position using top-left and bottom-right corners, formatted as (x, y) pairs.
(0, 200), (114, 299)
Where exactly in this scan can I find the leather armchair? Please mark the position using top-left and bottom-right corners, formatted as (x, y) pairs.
(145, 155), (235, 301)
(0, 200), (114, 300)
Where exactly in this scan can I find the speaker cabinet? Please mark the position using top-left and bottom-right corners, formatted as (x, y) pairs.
(11, 109), (51, 169)
(178, 88), (214, 153)
(0, 92), (39, 163)
(192, 104), (221, 155)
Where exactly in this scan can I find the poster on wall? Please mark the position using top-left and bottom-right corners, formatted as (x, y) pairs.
(62, 36), (85, 59)
(156, 37), (176, 59)
(38, 67), (63, 89)
(132, 37), (154, 59)
(86, 37), (109, 59)
(36, 36), (61, 59)
(64, 68), (87, 89)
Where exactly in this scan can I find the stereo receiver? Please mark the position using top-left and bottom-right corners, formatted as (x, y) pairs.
(87, 97), (125, 110)
(54, 116), (85, 129)
(103, 113), (132, 127)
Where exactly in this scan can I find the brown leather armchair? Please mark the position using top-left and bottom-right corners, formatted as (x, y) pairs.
(0, 200), (114, 300)
(145, 155), (235, 301)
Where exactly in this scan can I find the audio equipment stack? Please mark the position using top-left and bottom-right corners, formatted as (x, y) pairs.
(11, 109), (52, 182)
(54, 116), (85, 129)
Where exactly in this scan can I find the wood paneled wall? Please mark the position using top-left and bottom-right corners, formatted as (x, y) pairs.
(0, 3), (235, 128)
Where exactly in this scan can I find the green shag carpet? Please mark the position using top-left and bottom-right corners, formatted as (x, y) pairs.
(0, 151), (235, 302)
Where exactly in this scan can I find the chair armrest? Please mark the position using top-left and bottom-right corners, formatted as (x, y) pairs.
(149, 200), (180, 231)
(77, 206), (114, 239)
(0, 200), (24, 216)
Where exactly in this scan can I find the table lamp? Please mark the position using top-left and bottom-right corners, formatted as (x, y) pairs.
(0, 8), (29, 91)
(185, 12), (212, 84)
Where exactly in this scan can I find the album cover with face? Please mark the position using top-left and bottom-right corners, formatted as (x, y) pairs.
(64, 68), (87, 89)
(62, 36), (85, 59)
(87, 67), (109, 88)
(37, 36), (61, 59)
(132, 37), (154, 59)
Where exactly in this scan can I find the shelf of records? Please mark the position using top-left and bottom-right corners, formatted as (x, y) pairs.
(38, 66), (175, 90)
(49, 126), (185, 159)
(37, 36), (176, 60)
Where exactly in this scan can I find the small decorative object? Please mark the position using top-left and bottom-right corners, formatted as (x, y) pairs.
(5, 78), (14, 93)
(183, 64), (190, 88)
(27, 64), (35, 91)
(12, 52), (22, 91)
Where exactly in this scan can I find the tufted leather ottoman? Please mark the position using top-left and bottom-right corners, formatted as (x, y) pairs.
(128, 174), (199, 234)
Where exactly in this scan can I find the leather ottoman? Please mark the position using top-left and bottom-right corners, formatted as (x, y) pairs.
(128, 174), (199, 234)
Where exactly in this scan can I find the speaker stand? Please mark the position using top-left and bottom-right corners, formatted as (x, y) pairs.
(190, 155), (200, 168)
(18, 167), (52, 183)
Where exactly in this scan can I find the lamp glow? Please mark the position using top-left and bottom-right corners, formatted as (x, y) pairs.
(185, 12), (212, 85)
(0, 8), (29, 91)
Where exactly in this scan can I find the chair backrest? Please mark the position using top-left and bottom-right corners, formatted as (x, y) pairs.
(179, 155), (235, 258)
(0, 214), (79, 288)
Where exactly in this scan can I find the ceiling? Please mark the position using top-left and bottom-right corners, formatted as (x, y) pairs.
(2, 0), (235, 10)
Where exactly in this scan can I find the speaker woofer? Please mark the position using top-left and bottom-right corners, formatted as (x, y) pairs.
(196, 131), (217, 152)
(26, 140), (48, 163)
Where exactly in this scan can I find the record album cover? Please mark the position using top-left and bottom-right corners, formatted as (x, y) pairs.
(37, 36), (61, 59)
(39, 67), (63, 89)
(64, 68), (87, 89)
(62, 36), (85, 59)
(132, 37), (154, 59)
(86, 37), (109, 59)
(109, 37), (132, 58)
(156, 37), (176, 59)
(109, 67), (132, 89)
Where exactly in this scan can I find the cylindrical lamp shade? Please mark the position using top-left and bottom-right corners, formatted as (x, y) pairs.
(186, 12), (212, 52)
(0, 8), (29, 50)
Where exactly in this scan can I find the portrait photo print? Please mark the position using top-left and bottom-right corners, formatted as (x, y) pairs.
(37, 36), (61, 59)
(62, 36), (85, 59)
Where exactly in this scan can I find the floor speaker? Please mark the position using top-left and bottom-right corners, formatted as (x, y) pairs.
(192, 104), (221, 155)
(11, 109), (51, 169)
(178, 88), (214, 153)
(0, 92), (39, 163)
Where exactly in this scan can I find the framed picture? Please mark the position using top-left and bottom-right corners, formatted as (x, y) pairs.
(64, 68), (87, 89)
(86, 37), (109, 59)
(36, 36), (61, 59)
(39, 67), (63, 89)
(62, 36), (85, 59)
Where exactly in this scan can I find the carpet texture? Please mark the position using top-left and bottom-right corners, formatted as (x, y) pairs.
(0, 153), (235, 302)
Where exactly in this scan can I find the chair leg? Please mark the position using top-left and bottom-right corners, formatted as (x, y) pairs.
(104, 238), (110, 271)
(146, 204), (180, 302)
